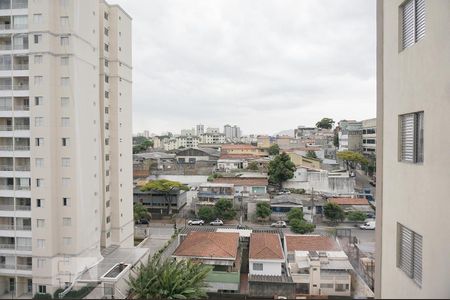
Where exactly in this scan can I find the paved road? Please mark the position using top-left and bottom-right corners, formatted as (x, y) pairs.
(355, 170), (376, 198)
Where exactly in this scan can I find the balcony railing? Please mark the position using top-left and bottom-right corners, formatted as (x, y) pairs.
(0, 263), (15, 270)
(0, 84), (11, 90)
(13, 84), (28, 90)
(16, 205), (30, 211)
(15, 165), (30, 172)
(0, 244), (15, 249)
(0, 44), (12, 51)
(15, 185), (30, 191)
(13, 63), (28, 70)
(0, 145), (13, 151)
(0, 105), (12, 111)
(0, 125), (12, 131)
(13, 44), (28, 50)
(16, 225), (31, 231)
(16, 245), (31, 251)
(0, 165), (13, 171)
(0, 204), (14, 210)
(0, 64), (11, 70)
(12, 0), (28, 9)
(14, 125), (29, 130)
(0, 224), (14, 230)
(0, 185), (14, 190)
(14, 145), (29, 151)
(0, 24), (11, 30)
(14, 105), (29, 111)
(13, 24), (27, 30)
(16, 264), (31, 270)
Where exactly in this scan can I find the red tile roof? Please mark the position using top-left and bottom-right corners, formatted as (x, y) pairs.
(173, 232), (239, 259)
(213, 177), (268, 187)
(249, 233), (284, 260)
(285, 235), (340, 252)
(329, 197), (369, 206)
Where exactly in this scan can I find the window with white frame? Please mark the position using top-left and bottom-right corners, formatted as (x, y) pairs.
(37, 239), (45, 249)
(34, 117), (44, 127)
(61, 157), (70, 167)
(62, 178), (70, 187)
(60, 77), (69, 86)
(401, 0), (425, 50)
(399, 112), (424, 163)
(62, 217), (71, 226)
(252, 263), (263, 271)
(61, 117), (70, 127)
(62, 237), (71, 246)
(34, 34), (42, 44)
(34, 55), (43, 64)
(62, 138), (69, 147)
(36, 199), (44, 208)
(60, 36), (69, 46)
(397, 223), (423, 286)
(36, 219), (45, 228)
(36, 178), (44, 187)
(35, 96), (43, 106)
(61, 97), (69, 107)
(34, 76), (43, 86)
(60, 16), (69, 27)
(60, 56), (69, 65)
(35, 138), (44, 146)
(33, 13), (43, 24)
(35, 158), (44, 168)
(62, 197), (70, 206)
(38, 285), (46, 294)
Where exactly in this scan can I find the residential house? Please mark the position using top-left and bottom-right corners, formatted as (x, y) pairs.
(294, 126), (317, 139)
(287, 152), (321, 169)
(133, 187), (187, 218)
(270, 194), (304, 221)
(173, 232), (241, 293)
(285, 235), (353, 297)
(221, 144), (267, 157)
(248, 233), (294, 298)
(133, 152), (176, 177)
(175, 147), (220, 164)
(327, 197), (374, 215)
(256, 135), (272, 149)
(217, 154), (256, 172)
(275, 135), (303, 150)
(212, 177), (268, 197)
(283, 167), (355, 195)
(195, 183), (235, 212)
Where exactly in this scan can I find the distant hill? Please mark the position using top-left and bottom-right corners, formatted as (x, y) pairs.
(274, 129), (295, 137)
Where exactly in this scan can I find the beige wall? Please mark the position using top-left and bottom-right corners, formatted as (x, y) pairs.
(377, 0), (450, 298)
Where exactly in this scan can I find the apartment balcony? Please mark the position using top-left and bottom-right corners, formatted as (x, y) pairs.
(0, 105), (11, 111)
(0, 165), (12, 171)
(12, 84), (28, 91)
(14, 145), (29, 151)
(0, 263), (15, 270)
(15, 165), (29, 172)
(0, 224), (13, 230)
(14, 124), (29, 131)
(16, 264), (31, 270)
(12, 0), (28, 9)
(15, 185), (29, 191)
(15, 244), (30, 251)
(15, 205), (29, 211)
(0, 244), (14, 250)
(15, 224), (30, 231)
(0, 44), (11, 51)
(0, 125), (11, 131)
(0, 185), (13, 191)
(0, 204), (13, 211)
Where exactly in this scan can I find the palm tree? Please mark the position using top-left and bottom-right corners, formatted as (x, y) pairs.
(128, 256), (212, 299)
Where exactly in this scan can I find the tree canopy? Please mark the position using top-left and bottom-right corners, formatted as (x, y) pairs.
(347, 211), (367, 222)
(197, 206), (216, 222)
(290, 219), (316, 234)
(287, 208), (304, 223)
(337, 151), (369, 170)
(305, 150), (318, 159)
(134, 203), (151, 223)
(255, 202), (271, 220)
(128, 256), (211, 299)
(316, 118), (335, 129)
(324, 202), (345, 224)
(133, 138), (153, 154)
(268, 152), (296, 187)
(247, 161), (259, 171)
(140, 180), (189, 214)
(268, 144), (280, 156)
(214, 199), (236, 220)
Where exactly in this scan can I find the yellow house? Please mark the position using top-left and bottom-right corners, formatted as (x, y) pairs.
(287, 152), (321, 169)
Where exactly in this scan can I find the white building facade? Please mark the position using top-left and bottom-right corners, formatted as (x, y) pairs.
(0, 0), (133, 297)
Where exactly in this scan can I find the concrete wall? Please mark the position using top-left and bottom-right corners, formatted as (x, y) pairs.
(249, 259), (282, 276)
(249, 281), (295, 299)
(378, 0), (450, 298)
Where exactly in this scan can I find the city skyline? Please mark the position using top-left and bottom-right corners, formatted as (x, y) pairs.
(113, 0), (376, 135)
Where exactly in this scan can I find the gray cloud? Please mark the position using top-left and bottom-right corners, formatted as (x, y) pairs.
(113, 0), (376, 135)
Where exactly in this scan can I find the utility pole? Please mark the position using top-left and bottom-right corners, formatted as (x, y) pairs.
(311, 187), (316, 224)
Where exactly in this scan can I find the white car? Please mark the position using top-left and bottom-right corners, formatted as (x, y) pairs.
(187, 219), (204, 226)
(271, 221), (287, 228)
(360, 221), (375, 230)
(209, 219), (224, 226)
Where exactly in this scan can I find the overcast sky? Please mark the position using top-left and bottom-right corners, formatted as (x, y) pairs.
(113, 0), (376, 136)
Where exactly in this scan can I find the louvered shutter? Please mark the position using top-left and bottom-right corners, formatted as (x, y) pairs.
(398, 225), (414, 278)
(413, 233), (423, 286)
(402, 0), (416, 49)
(401, 114), (415, 162)
(415, 0), (426, 41)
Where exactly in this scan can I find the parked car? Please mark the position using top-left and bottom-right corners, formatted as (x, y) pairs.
(187, 219), (204, 226)
(271, 220), (287, 228)
(277, 189), (291, 195)
(135, 219), (149, 225)
(360, 221), (376, 230)
(237, 224), (250, 229)
(210, 219), (224, 226)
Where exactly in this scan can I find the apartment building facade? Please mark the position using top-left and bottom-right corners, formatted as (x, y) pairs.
(376, 0), (450, 298)
(0, 0), (133, 297)
(361, 118), (376, 155)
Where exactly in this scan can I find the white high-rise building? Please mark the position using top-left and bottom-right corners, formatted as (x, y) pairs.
(376, 0), (450, 298)
(0, 0), (133, 297)
(196, 124), (204, 136)
(224, 124), (232, 139)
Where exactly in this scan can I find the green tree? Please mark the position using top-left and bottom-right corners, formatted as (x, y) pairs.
(347, 211), (367, 222)
(128, 256), (211, 299)
(140, 180), (189, 215)
(324, 202), (345, 224)
(316, 118), (335, 129)
(287, 208), (304, 223)
(207, 173), (222, 182)
(337, 150), (369, 170)
(247, 161), (259, 171)
(305, 150), (318, 159)
(133, 138), (154, 154)
(214, 199), (236, 220)
(197, 206), (216, 222)
(268, 152), (296, 188)
(290, 219), (316, 234)
(134, 203), (151, 223)
(268, 144), (280, 155)
(255, 202), (271, 220)
(333, 131), (339, 148)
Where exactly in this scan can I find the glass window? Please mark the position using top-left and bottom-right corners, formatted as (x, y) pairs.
(33, 14), (43, 24)
(34, 55), (43, 64)
(60, 56), (69, 65)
